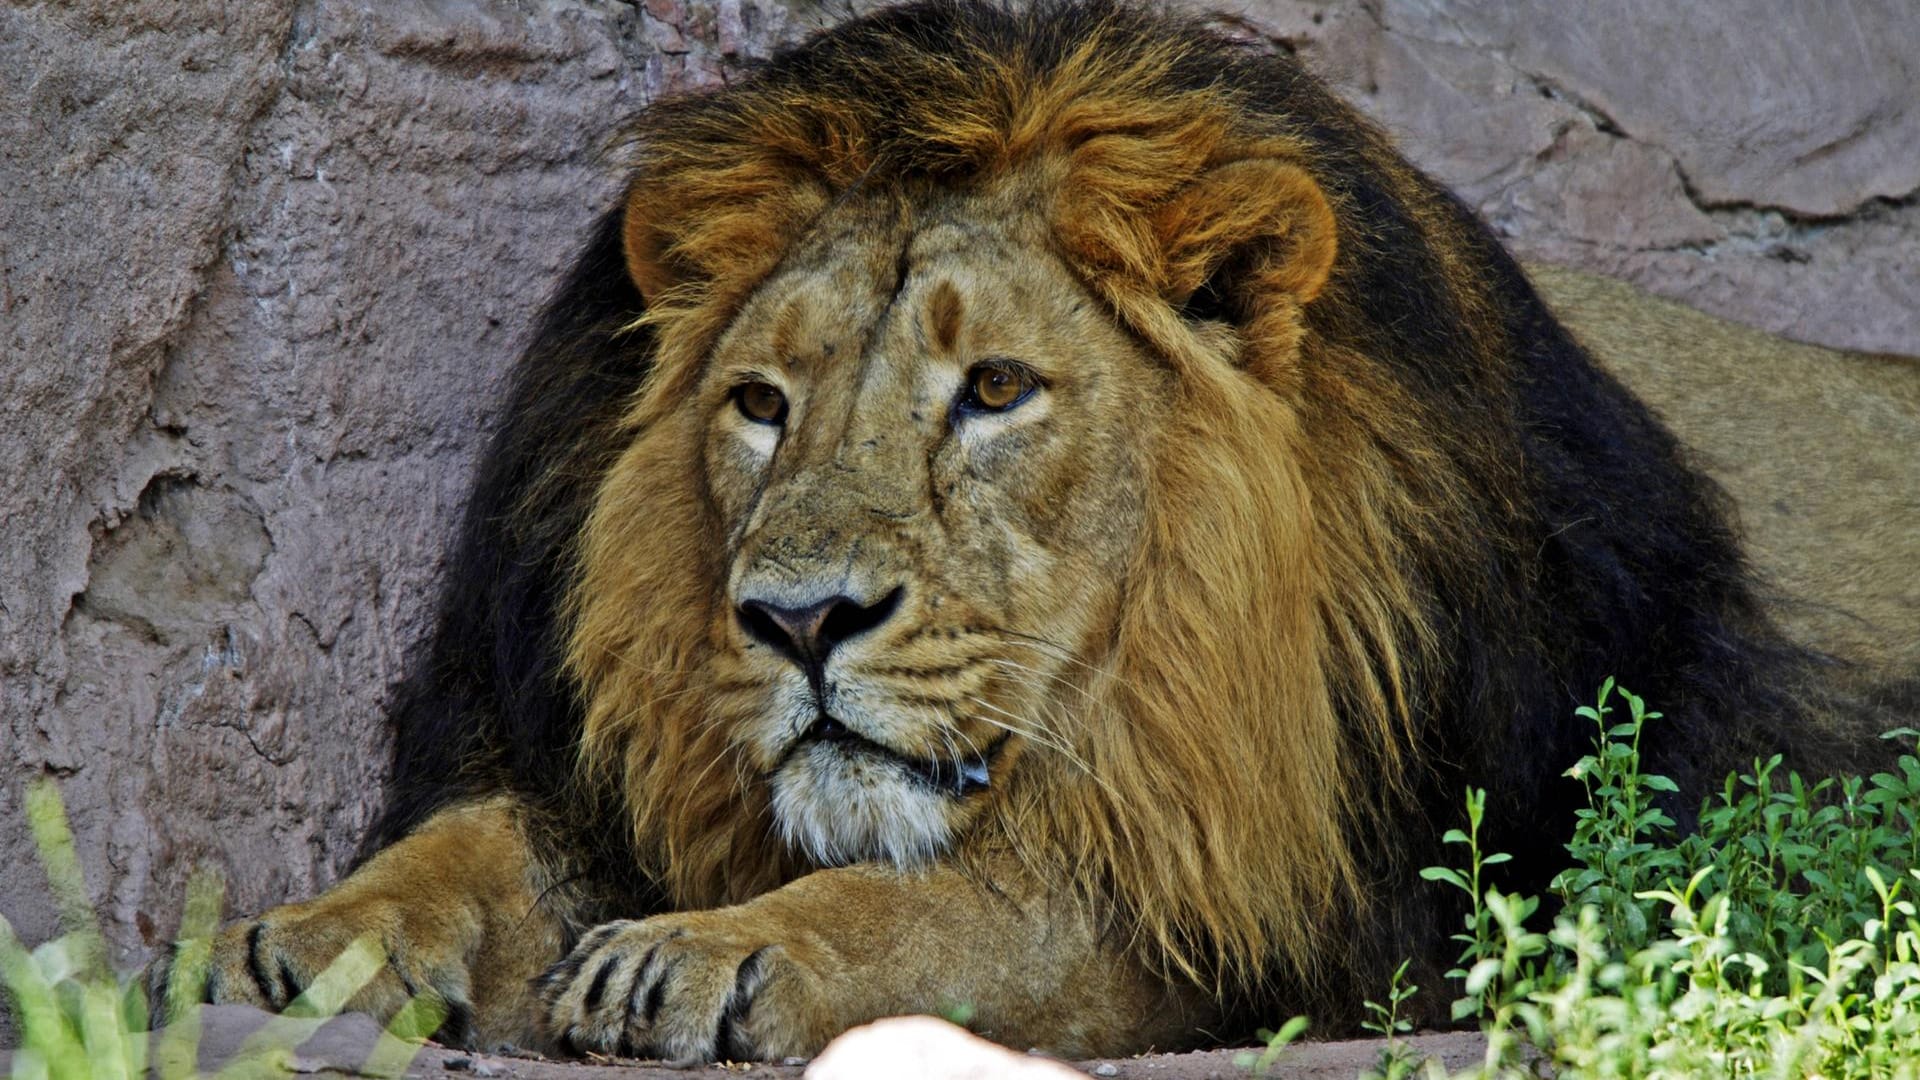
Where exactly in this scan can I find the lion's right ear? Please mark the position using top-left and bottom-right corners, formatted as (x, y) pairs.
(621, 205), (677, 306)
(619, 166), (832, 308)
(1150, 157), (1337, 321)
(1053, 145), (1338, 358)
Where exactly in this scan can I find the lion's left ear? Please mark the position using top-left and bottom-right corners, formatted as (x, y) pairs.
(1151, 157), (1337, 319)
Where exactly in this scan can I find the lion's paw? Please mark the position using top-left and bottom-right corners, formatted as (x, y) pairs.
(537, 914), (826, 1063)
(150, 901), (476, 1044)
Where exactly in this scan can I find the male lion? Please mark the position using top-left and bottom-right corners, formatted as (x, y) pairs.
(157, 0), (1910, 1060)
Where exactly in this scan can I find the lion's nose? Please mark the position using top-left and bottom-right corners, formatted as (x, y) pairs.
(736, 586), (904, 672)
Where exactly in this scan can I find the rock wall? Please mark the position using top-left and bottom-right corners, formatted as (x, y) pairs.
(3, 0), (1915, 986)
(1251, 0), (1919, 355)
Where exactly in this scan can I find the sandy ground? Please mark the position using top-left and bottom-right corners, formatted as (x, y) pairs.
(0, 1006), (1490, 1080)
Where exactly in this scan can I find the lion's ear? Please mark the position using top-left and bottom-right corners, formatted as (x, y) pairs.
(1151, 158), (1337, 320)
(622, 208), (677, 305)
(619, 168), (833, 307)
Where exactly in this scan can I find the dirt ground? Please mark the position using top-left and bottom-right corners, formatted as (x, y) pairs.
(0, 1006), (1488, 1080)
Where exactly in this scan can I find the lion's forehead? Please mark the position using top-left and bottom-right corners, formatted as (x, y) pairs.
(728, 192), (1091, 388)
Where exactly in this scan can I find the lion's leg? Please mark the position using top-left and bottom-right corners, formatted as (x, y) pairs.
(157, 797), (569, 1049)
(538, 861), (1215, 1062)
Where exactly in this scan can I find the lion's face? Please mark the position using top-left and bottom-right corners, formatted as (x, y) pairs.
(690, 188), (1162, 867)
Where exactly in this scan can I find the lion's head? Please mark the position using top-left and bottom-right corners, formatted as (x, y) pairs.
(556, 4), (1489, 989)
(654, 186), (1170, 870)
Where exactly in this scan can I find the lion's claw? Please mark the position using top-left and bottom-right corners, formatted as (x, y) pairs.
(539, 916), (806, 1062)
(149, 906), (477, 1046)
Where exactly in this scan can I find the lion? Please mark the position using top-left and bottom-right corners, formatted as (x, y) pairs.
(154, 0), (1914, 1060)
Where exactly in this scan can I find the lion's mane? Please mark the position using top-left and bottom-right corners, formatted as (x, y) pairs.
(369, 0), (1875, 1025)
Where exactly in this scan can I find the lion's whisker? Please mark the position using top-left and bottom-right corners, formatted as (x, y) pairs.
(970, 667), (1084, 746)
(966, 709), (1114, 800)
(964, 694), (1106, 790)
(985, 656), (1103, 709)
(986, 631), (1142, 695)
(949, 723), (986, 761)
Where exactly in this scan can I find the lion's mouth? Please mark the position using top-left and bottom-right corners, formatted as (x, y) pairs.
(794, 714), (1006, 796)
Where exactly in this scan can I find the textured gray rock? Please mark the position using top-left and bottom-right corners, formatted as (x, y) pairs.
(3, 0), (1915, 1031)
(1239, 0), (1920, 354)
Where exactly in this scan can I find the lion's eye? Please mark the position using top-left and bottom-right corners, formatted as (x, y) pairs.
(963, 362), (1037, 413)
(735, 381), (788, 425)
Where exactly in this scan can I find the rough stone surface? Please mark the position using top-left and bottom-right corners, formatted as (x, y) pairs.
(1233, 0), (1920, 354)
(3, 0), (1916, 1047)
(1, 0), (797, 976)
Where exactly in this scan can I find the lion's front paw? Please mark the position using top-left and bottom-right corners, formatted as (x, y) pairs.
(151, 900), (476, 1044)
(537, 913), (829, 1063)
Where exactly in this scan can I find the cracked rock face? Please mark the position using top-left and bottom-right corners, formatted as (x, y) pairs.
(1240, 0), (1920, 354)
(2, 0), (1915, 1030)
(76, 477), (273, 648)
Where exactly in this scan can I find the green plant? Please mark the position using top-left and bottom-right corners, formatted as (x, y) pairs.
(1419, 786), (1531, 1022)
(1550, 678), (1683, 953)
(1412, 683), (1920, 1079)
(1232, 1015), (1308, 1077)
(1357, 960), (1421, 1080)
(2, 779), (446, 1080)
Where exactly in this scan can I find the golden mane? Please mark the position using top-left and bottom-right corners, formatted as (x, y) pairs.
(567, 2), (1515, 994)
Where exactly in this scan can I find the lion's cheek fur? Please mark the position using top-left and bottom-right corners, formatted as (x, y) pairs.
(568, 409), (799, 907)
(1052, 365), (1349, 982)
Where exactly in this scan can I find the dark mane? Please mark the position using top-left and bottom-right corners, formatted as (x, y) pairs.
(363, 207), (654, 888)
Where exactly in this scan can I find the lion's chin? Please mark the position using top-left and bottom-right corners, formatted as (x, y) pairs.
(769, 738), (961, 869)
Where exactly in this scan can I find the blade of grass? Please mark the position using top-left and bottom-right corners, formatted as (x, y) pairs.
(24, 782), (103, 970)
(77, 972), (133, 1080)
(0, 916), (86, 1080)
(156, 867), (226, 1080)
(360, 993), (450, 1078)
(211, 935), (384, 1080)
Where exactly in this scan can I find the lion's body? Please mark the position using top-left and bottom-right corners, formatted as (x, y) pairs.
(1530, 264), (1920, 674)
(166, 0), (1913, 1059)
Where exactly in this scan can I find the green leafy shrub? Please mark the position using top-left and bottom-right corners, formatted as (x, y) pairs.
(1409, 681), (1920, 1079)
(1358, 960), (1422, 1080)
